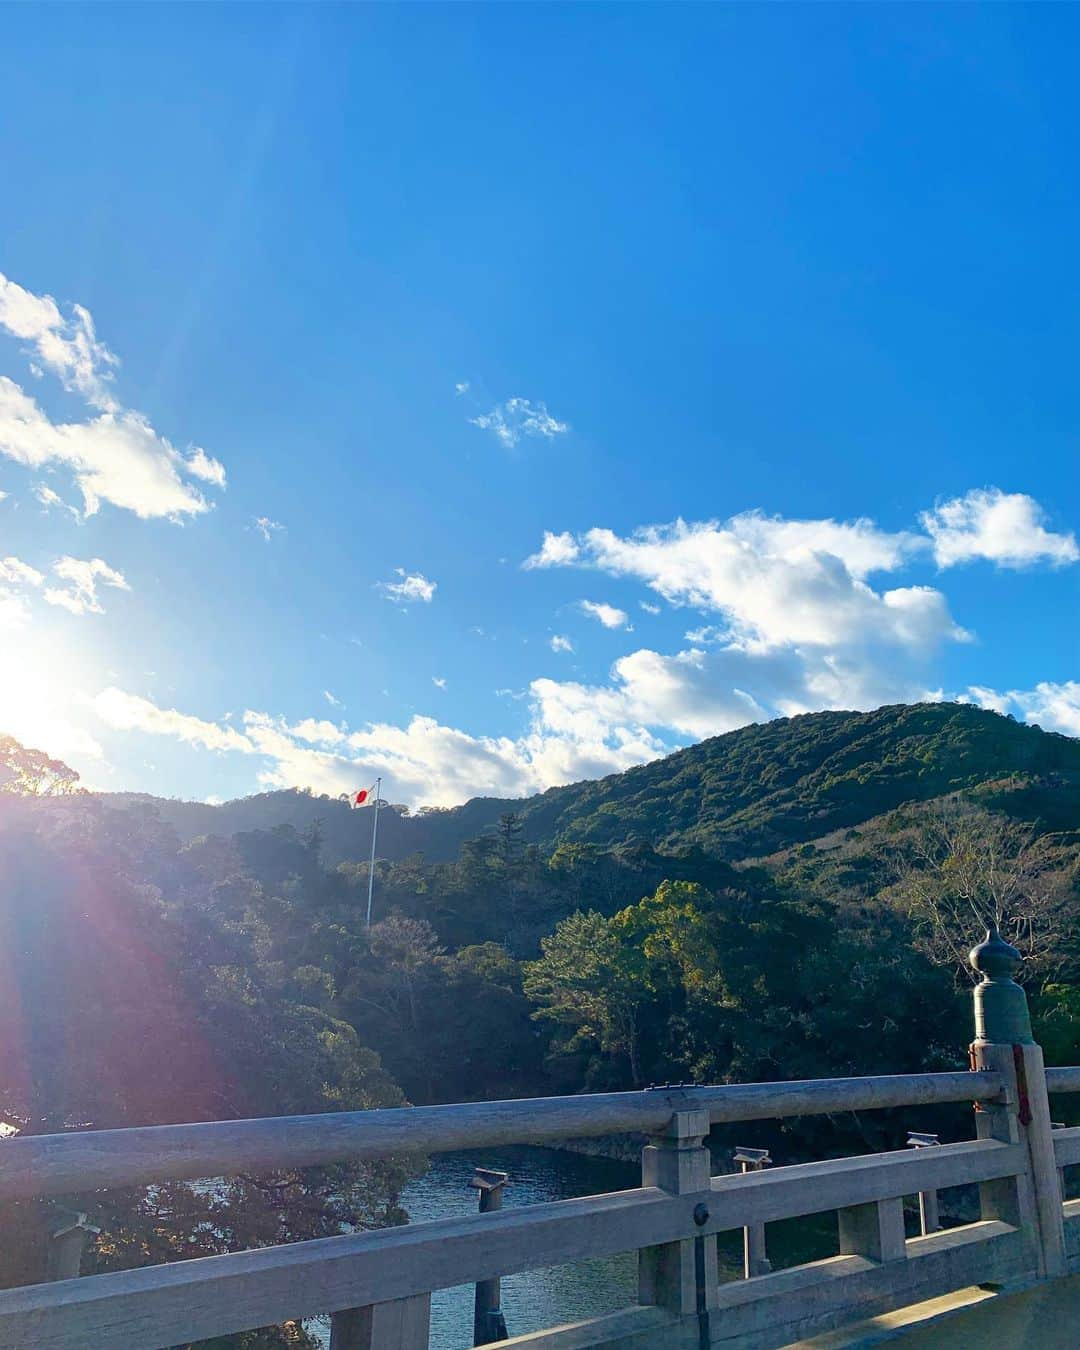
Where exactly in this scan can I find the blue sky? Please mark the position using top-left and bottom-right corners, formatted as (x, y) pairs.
(3, 2), (1080, 806)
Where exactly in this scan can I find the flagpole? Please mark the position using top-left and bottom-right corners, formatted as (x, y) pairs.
(365, 775), (382, 929)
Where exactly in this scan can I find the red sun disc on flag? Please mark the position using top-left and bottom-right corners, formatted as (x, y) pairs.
(354, 789), (369, 806)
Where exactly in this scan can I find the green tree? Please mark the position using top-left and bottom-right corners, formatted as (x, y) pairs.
(524, 910), (658, 1086)
(0, 735), (80, 795)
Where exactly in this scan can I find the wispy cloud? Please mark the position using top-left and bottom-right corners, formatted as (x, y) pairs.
(0, 271), (226, 520)
(324, 689), (342, 707)
(0, 555), (42, 629)
(684, 624), (727, 644)
(92, 687), (254, 753)
(0, 552), (127, 621)
(432, 675), (447, 689)
(379, 568), (436, 604)
(44, 556), (130, 615)
(254, 516), (284, 541)
(470, 397), (568, 449)
(34, 482), (81, 520)
(579, 599), (630, 630)
(550, 634), (574, 653)
(0, 271), (119, 410)
(0, 556), (44, 587)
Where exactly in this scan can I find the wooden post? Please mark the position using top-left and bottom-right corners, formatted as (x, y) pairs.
(470, 1167), (509, 1345)
(1052, 1121), (1068, 1200)
(329, 1296), (431, 1350)
(733, 1146), (772, 1277)
(906, 1132), (941, 1236)
(638, 1109), (717, 1320)
(970, 927), (1066, 1280)
(837, 1197), (906, 1263)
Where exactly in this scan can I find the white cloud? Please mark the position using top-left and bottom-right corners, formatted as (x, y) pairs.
(534, 513), (961, 653)
(324, 690), (342, 707)
(524, 531), (580, 569)
(33, 482), (81, 519)
(184, 447), (227, 488)
(0, 272), (225, 520)
(470, 398), (568, 449)
(0, 555), (43, 587)
(965, 685), (1013, 716)
(965, 681), (1080, 738)
(514, 507), (974, 772)
(0, 271), (119, 410)
(550, 634), (574, 653)
(379, 568), (436, 604)
(288, 717), (347, 746)
(44, 556), (129, 616)
(254, 516), (284, 541)
(91, 687), (255, 753)
(0, 552), (127, 621)
(579, 599), (630, 630)
(87, 679), (666, 807)
(921, 488), (1078, 569)
(432, 676), (447, 689)
(454, 381), (470, 395)
(0, 378), (220, 519)
(0, 554), (41, 629)
(640, 600), (661, 615)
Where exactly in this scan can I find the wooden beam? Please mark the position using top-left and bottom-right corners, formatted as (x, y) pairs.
(329, 1295), (430, 1349)
(1052, 1126), (1080, 1169)
(1045, 1068), (1080, 1096)
(0, 1072), (1002, 1202)
(705, 1139), (1025, 1231)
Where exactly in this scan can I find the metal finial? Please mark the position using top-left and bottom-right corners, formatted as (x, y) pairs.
(970, 925), (1033, 1046)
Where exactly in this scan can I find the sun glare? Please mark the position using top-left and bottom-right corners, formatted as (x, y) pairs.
(0, 635), (105, 769)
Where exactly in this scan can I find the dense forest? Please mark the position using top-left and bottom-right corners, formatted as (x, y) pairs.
(3, 701), (1080, 1347)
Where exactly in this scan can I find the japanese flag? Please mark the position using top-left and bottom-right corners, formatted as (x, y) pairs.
(352, 784), (377, 808)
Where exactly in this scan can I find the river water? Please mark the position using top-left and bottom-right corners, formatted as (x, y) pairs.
(308, 1145), (837, 1348)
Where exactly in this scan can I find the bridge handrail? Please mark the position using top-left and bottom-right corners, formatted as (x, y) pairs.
(0, 1069), (1002, 1201)
(1046, 1066), (1080, 1094)
(0, 1136), (1029, 1350)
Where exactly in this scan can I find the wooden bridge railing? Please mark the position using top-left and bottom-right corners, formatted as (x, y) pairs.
(2, 927), (1079, 1349)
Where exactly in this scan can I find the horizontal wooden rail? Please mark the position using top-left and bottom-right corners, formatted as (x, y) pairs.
(0, 1071), (1001, 1201)
(0, 1138), (1025, 1349)
(500, 1223), (1034, 1349)
(1046, 1066), (1080, 1095)
(705, 1138), (1024, 1227)
(1052, 1125), (1080, 1169)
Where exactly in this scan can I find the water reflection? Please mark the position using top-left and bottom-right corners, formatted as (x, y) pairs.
(403, 1147), (639, 1348)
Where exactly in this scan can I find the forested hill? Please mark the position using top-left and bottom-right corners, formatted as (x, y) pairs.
(101, 702), (1080, 864)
